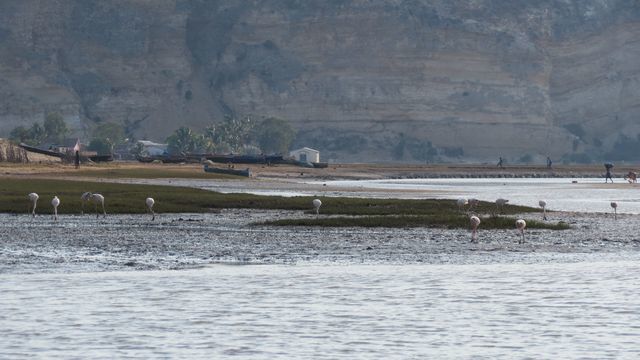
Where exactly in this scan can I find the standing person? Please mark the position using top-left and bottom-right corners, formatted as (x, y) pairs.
(73, 139), (81, 169)
(546, 156), (553, 169)
(605, 163), (614, 183)
(497, 157), (504, 168)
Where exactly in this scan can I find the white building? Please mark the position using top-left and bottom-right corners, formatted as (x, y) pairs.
(289, 147), (320, 163)
(137, 140), (168, 156)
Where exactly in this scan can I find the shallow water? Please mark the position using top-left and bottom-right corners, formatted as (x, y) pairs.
(118, 177), (640, 214)
(319, 178), (640, 214)
(5, 178), (640, 357)
(2, 262), (640, 358)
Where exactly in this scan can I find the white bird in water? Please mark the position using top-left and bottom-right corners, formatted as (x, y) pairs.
(51, 196), (60, 221)
(469, 215), (480, 243)
(91, 193), (106, 218)
(312, 199), (322, 216)
(80, 192), (92, 215)
(28, 192), (39, 217)
(516, 219), (526, 244)
(495, 198), (509, 214)
(539, 200), (547, 220)
(146, 197), (155, 221)
(610, 202), (618, 220)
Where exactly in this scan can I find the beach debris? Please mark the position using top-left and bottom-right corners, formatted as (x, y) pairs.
(28, 192), (39, 217)
(516, 219), (526, 244)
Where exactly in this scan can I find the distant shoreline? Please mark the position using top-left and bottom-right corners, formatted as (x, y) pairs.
(0, 160), (632, 182)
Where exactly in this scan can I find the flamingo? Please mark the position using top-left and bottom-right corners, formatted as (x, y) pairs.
(470, 215), (480, 242)
(516, 219), (526, 244)
(539, 200), (547, 220)
(146, 197), (155, 221)
(611, 202), (618, 220)
(28, 193), (39, 217)
(80, 192), (92, 215)
(456, 198), (468, 212)
(91, 193), (106, 218)
(495, 198), (509, 214)
(312, 199), (322, 216)
(51, 196), (60, 221)
(468, 198), (479, 211)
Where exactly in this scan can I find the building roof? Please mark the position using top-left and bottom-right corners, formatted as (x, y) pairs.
(290, 147), (319, 154)
(138, 140), (167, 147)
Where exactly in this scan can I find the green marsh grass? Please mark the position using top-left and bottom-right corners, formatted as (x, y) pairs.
(260, 215), (570, 230)
(0, 178), (567, 230)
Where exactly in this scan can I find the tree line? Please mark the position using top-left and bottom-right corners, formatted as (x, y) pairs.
(8, 113), (296, 156)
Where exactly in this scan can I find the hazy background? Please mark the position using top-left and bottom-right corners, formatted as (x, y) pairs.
(1, 0), (639, 163)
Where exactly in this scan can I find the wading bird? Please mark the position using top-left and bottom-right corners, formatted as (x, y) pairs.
(27, 193), (40, 217)
(457, 198), (468, 212)
(146, 197), (155, 221)
(91, 193), (106, 218)
(470, 215), (480, 243)
(28, 192), (39, 217)
(495, 198), (509, 214)
(51, 196), (60, 221)
(516, 219), (526, 244)
(312, 199), (322, 216)
(80, 192), (92, 215)
(468, 198), (479, 211)
(539, 200), (547, 220)
(610, 201), (618, 220)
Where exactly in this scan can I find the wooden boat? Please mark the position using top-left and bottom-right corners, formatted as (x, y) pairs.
(204, 154), (284, 164)
(18, 143), (63, 158)
(89, 154), (113, 162)
(137, 155), (187, 163)
(204, 164), (251, 177)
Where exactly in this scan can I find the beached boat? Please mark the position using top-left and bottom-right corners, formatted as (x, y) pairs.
(203, 154), (284, 164)
(137, 155), (188, 163)
(203, 164), (251, 177)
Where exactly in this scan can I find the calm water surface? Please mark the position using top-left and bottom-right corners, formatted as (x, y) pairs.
(2, 262), (640, 359)
(320, 178), (640, 214)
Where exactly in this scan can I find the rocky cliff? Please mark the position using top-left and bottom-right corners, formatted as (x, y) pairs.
(1, 0), (639, 163)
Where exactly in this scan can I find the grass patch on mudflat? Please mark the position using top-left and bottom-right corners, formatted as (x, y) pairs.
(0, 178), (565, 230)
(0, 178), (298, 215)
(261, 215), (570, 230)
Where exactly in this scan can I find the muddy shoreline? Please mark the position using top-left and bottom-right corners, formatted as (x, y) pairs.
(1, 209), (638, 274)
(1, 161), (633, 181)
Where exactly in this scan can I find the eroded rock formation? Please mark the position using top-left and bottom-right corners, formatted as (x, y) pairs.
(0, 0), (639, 162)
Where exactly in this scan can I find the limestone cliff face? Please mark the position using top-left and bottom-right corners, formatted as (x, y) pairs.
(0, 0), (639, 162)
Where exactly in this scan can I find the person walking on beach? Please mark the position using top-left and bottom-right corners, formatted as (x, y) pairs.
(605, 163), (614, 183)
(497, 157), (504, 168)
(546, 156), (552, 169)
